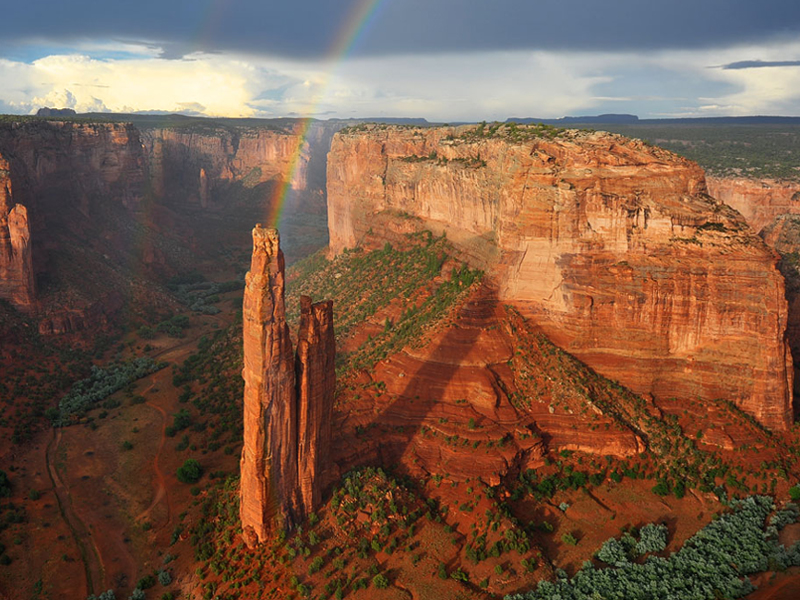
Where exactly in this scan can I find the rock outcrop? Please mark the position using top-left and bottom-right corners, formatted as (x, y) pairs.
(708, 177), (800, 406)
(708, 176), (800, 233)
(142, 127), (309, 206)
(0, 121), (146, 216)
(140, 120), (352, 208)
(296, 296), (336, 517)
(0, 156), (35, 309)
(0, 121), (147, 312)
(240, 226), (335, 545)
(327, 124), (793, 430)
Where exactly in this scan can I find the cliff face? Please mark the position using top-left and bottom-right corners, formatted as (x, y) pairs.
(327, 125), (793, 430)
(708, 177), (800, 406)
(0, 156), (34, 309)
(142, 127), (308, 206)
(240, 227), (335, 545)
(707, 177), (800, 233)
(0, 121), (146, 217)
(0, 121), (147, 313)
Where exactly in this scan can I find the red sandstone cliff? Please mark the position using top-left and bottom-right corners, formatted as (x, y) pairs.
(142, 126), (309, 206)
(707, 177), (800, 402)
(708, 177), (800, 233)
(0, 121), (147, 314)
(240, 227), (335, 544)
(327, 124), (793, 430)
(0, 121), (146, 217)
(0, 155), (35, 309)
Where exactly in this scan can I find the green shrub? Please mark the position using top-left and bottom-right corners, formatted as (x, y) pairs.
(507, 496), (798, 600)
(789, 485), (800, 501)
(177, 459), (203, 484)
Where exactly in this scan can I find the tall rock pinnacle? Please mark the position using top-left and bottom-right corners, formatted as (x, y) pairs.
(240, 226), (335, 546)
(296, 296), (335, 518)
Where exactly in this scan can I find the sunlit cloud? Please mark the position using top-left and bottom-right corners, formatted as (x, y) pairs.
(1, 38), (800, 120)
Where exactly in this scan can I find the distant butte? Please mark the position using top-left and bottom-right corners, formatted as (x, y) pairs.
(240, 226), (335, 545)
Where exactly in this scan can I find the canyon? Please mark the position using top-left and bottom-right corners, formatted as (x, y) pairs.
(0, 118), (344, 328)
(240, 226), (335, 544)
(3, 115), (800, 600)
(327, 124), (793, 431)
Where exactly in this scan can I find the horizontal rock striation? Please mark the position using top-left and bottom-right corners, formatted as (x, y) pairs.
(327, 125), (793, 430)
(240, 226), (335, 546)
(708, 176), (800, 234)
(142, 127), (309, 206)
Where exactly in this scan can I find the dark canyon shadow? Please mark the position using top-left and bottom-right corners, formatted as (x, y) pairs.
(331, 284), (512, 482)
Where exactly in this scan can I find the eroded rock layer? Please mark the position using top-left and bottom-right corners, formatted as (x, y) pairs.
(140, 121), (348, 203)
(327, 125), (793, 430)
(0, 121), (146, 216)
(0, 155), (34, 309)
(0, 121), (147, 314)
(142, 128), (307, 205)
(708, 177), (800, 233)
(240, 227), (335, 545)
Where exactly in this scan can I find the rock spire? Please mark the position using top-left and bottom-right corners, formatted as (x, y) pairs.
(240, 226), (335, 546)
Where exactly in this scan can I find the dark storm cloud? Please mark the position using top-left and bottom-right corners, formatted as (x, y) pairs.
(722, 60), (800, 69)
(1, 0), (798, 59)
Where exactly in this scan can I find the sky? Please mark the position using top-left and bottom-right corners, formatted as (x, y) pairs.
(0, 0), (799, 121)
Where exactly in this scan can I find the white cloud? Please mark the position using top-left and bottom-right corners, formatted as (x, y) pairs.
(1, 39), (800, 120)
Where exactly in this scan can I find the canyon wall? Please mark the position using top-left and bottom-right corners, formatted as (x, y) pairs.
(708, 177), (800, 233)
(327, 125), (793, 430)
(0, 117), (343, 320)
(240, 226), (335, 545)
(0, 156), (34, 309)
(0, 121), (146, 217)
(142, 126), (307, 205)
(0, 121), (147, 311)
(141, 121), (347, 207)
(710, 176), (800, 402)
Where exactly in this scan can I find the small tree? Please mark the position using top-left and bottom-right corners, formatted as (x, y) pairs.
(177, 459), (202, 484)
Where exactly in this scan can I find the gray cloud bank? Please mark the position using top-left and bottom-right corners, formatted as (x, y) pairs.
(1, 0), (799, 59)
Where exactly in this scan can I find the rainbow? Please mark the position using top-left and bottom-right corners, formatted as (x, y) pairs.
(265, 0), (388, 229)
